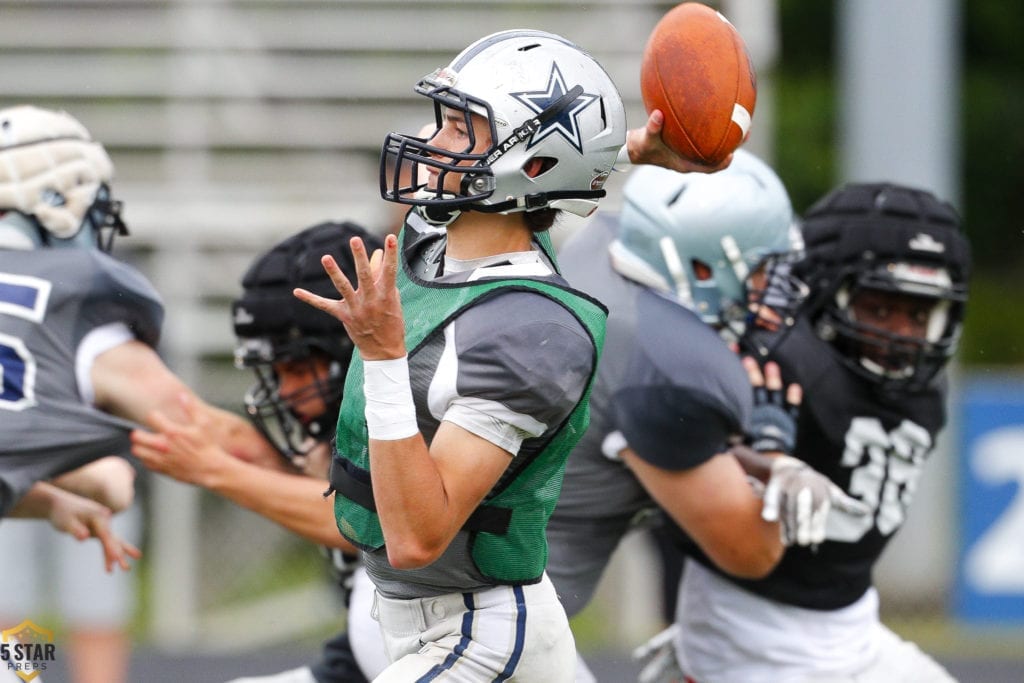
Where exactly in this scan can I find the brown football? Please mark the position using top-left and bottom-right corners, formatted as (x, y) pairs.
(640, 2), (757, 166)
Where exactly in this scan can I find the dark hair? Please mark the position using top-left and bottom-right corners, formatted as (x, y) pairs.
(524, 207), (559, 233)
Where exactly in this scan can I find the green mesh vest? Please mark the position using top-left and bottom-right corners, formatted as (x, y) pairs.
(330, 228), (606, 583)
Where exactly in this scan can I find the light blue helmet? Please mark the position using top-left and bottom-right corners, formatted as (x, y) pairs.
(610, 148), (803, 328)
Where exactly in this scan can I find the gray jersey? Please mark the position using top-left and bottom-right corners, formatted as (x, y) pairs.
(0, 248), (163, 515)
(547, 214), (752, 617)
(363, 213), (596, 599)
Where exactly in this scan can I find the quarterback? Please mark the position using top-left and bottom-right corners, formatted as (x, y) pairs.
(296, 28), (729, 682)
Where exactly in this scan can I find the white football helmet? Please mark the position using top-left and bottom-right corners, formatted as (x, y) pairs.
(381, 30), (627, 223)
(606, 149), (806, 342)
(610, 148), (806, 330)
(0, 105), (126, 251)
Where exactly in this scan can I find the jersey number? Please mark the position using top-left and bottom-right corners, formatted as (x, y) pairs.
(826, 417), (931, 542)
(0, 273), (51, 411)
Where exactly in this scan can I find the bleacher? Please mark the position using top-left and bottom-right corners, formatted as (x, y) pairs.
(0, 0), (676, 649)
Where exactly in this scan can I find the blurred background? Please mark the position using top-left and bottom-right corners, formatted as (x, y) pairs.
(2, 0), (1023, 681)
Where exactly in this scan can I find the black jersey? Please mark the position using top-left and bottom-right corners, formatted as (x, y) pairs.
(0, 248), (163, 515)
(692, 317), (947, 609)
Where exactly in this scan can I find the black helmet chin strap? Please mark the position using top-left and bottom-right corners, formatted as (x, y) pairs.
(419, 204), (462, 226)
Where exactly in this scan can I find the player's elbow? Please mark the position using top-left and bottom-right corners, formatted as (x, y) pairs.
(98, 482), (136, 513)
(385, 535), (446, 570)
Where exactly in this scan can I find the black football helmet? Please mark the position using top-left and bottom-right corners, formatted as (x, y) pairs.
(795, 182), (970, 392)
(231, 221), (384, 463)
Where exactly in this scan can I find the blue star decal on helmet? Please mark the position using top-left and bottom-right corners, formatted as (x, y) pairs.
(511, 63), (598, 155)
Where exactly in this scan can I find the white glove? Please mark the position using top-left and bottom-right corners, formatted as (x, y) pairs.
(761, 455), (871, 547)
(631, 624), (684, 683)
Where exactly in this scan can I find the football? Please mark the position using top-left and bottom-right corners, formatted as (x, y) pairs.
(640, 2), (757, 166)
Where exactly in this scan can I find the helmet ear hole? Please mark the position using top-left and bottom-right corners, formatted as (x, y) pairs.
(692, 259), (712, 281)
(526, 156), (559, 179)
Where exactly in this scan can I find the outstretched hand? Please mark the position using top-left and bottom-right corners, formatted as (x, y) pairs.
(131, 392), (232, 487)
(625, 109), (733, 174)
(293, 234), (406, 361)
(47, 490), (142, 573)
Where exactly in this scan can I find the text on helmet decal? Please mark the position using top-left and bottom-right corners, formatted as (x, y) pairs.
(486, 118), (542, 166)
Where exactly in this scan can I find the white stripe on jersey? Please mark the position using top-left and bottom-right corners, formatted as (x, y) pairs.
(428, 322), (546, 456)
(466, 261), (553, 281)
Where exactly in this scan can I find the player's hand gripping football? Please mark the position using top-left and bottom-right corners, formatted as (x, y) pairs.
(743, 357), (871, 547)
(626, 110), (733, 175)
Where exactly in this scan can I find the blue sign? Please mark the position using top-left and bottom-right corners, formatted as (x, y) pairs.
(955, 376), (1024, 623)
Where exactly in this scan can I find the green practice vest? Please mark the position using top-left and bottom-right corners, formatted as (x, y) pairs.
(330, 229), (606, 583)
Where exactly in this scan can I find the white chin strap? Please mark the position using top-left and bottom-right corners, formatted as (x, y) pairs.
(548, 196), (601, 218)
(860, 356), (914, 380)
(926, 299), (950, 343)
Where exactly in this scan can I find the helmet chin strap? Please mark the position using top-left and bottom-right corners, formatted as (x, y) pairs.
(417, 204), (462, 227)
(860, 356), (914, 380)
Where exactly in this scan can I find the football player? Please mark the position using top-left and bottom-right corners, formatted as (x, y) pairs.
(0, 104), (211, 570)
(293, 28), (732, 682)
(670, 182), (970, 682)
(546, 150), (869, 682)
(132, 221), (389, 683)
(0, 103), (342, 683)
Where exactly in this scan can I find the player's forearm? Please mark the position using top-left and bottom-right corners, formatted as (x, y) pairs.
(696, 504), (783, 578)
(204, 405), (288, 470)
(51, 456), (136, 512)
(205, 457), (355, 551)
(625, 449), (783, 578)
(370, 435), (458, 568)
(8, 482), (63, 519)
